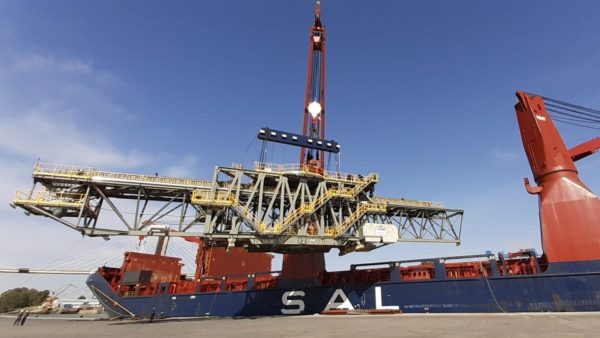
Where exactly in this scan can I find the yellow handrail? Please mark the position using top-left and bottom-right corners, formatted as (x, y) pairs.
(272, 174), (378, 235)
(273, 188), (349, 233)
(229, 196), (267, 233)
(254, 161), (378, 184)
(13, 188), (86, 208)
(33, 162), (212, 188)
(373, 196), (443, 208)
(191, 190), (234, 206)
(332, 202), (387, 236)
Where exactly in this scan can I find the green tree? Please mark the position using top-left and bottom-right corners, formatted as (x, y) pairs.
(0, 287), (49, 313)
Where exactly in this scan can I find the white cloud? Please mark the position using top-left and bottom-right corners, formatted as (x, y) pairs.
(163, 155), (199, 178)
(8, 54), (53, 73)
(59, 59), (93, 74)
(492, 148), (518, 161)
(0, 49), (208, 295)
(0, 159), (36, 212)
(0, 112), (147, 167)
(1, 54), (118, 85)
(0, 49), (152, 293)
(0, 50), (148, 168)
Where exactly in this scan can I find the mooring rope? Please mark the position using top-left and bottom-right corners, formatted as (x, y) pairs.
(480, 264), (507, 313)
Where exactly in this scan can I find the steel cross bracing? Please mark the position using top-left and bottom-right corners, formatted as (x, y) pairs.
(13, 162), (211, 237)
(13, 162), (463, 254)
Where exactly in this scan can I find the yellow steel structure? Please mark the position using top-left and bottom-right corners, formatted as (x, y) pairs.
(33, 162), (211, 189)
(13, 161), (463, 253)
(14, 188), (86, 209)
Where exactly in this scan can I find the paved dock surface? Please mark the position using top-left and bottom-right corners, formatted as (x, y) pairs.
(2, 313), (600, 338)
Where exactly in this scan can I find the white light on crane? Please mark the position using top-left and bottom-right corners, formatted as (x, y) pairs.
(308, 101), (322, 118)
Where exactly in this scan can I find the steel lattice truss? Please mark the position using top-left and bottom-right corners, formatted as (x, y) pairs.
(13, 162), (463, 254)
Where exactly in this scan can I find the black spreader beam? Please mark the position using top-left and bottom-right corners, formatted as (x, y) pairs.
(258, 127), (341, 153)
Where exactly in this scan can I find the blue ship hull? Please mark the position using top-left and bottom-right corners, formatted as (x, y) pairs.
(87, 260), (600, 318)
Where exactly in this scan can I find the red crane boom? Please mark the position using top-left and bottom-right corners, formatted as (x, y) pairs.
(300, 0), (327, 170)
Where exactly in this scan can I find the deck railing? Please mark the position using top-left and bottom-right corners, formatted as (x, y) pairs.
(33, 162), (212, 188)
(253, 161), (378, 184)
(373, 196), (443, 208)
(14, 187), (86, 208)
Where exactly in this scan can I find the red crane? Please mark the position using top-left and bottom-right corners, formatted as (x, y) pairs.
(515, 91), (600, 263)
(300, 0), (327, 170)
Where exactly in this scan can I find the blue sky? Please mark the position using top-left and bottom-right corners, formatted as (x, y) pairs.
(1, 0), (599, 295)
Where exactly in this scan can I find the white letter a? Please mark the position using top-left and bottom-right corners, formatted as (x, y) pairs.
(324, 289), (354, 311)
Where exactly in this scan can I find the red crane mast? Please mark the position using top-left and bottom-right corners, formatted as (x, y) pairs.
(300, 0), (327, 170)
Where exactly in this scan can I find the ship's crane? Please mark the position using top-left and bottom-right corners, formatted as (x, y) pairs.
(10, 1), (464, 255)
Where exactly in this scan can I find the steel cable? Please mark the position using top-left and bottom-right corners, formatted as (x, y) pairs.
(526, 92), (600, 131)
(541, 96), (600, 116)
(546, 108), (600, 124)
(546, 103), (600, 121)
